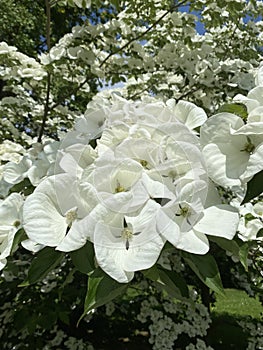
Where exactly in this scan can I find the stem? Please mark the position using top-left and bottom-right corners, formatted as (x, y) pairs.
(37, 0), (51, 143)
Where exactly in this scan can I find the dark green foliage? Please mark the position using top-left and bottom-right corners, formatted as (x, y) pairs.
(242, 170), (263, 204)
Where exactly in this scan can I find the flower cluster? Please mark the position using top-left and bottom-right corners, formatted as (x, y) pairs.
(22, 96), (239, 282)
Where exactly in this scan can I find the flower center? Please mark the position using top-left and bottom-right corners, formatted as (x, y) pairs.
(121, 228), (141, 250)
(121, 228), (133, 250)
(13, 220), (21, 228)
(115, 180), (126, 193)
(168, 170), (177, 180)
(65, 208), (78, 226)
(175, 204), (191, 224)
(139, 159), (148, 168)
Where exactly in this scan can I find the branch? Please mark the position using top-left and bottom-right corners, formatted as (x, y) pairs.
(129, 86), (150, 99)
(38, 0), (52, 143)
(99, 0), (189, 68)
(176, 86), (200, 101)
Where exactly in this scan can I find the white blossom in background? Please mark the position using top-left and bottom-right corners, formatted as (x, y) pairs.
(237, 201), (263, 242)
(0, 140), (25, 163)
(3, 140), (61, 186)
(23, 98), (240, 282)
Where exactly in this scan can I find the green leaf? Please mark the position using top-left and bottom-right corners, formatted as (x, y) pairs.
(239, 242), (251, 271)
(37, 311), (57, 329)
(78, 268), (127, 325)
(20, 247), (63, 286)
(142, 264), (160, 281)
(70, 240), (95, 274)
(217, 103), (248, 120)
(8, 178), (35, 196)
(182, 252), (224, 295)
(209, 236), (239, 257)
(143, 264), (189, 299)
(241, 170), (263, 204)
(157, 267), (189, 299)
(58, 311), (70, 325)
(10, 228), (27, 254)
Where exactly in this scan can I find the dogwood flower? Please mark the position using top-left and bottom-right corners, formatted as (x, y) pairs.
(91, 200), (166, 283)
(23, 173), (98, 247)
(157, 187), (239, 254)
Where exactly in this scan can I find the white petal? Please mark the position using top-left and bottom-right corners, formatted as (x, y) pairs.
(176, 230), (209, 254)
(202, 143), (244, 187)
(21, 239), (45, 253)
(242, 143), (263, 181)
(94, 245), (134, 283)
(173, 100), (207, 129)
(94, 224), (164, 282)
(120, 235), (165, 272)
(3, 157), (31, 184)
(255, 65), (263, 86)
(35, 174), (87, 217)
(233, 122), (263, 135)
(27, 159), (50, 186)
(23, 192), (67, 246)
(0, 193), (23, 225)
(156, 209), (180, 246)
(125, 199), (160, 232)
(0, 228), (16, 259)
(248, 86), (263, 105)
(200, 113), (244, 146)
(141, 173), (175, 202)
(194, 204), (239, 240)
(56, 217), (91, 252)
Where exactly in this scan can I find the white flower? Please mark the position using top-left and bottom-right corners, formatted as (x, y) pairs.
(200, 112), (263, 187)
(0, 140), (25, 163)
(157, 182), (239, 254)
(23, 174), (97, 247)
(237, 201), (263, 241)
(238, 217), (263, 241)
(0, 193), (23, 270)
(92, 200), (166, 283)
